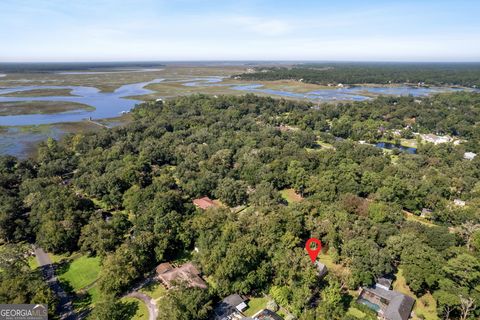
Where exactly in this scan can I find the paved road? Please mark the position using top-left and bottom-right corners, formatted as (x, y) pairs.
(126, 291), (158, 320)
(34, 247), (78, 320)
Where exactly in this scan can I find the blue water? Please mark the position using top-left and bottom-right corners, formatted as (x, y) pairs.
(0, 76), (476, 127)
(183, 77), (371, 101)
(357, 298), (381, 312)
(375, 142), (417, 154)
(0, 78), (164, 126)
(0, 76), (474, 157)
(183, 77), (474, 102)
(57, 68), (164, 75)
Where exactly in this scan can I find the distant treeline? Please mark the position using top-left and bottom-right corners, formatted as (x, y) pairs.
(235, 63), (480, 87)
(0, 62), (165, 73)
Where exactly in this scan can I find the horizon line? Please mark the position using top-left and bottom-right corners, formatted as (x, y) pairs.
(1, 59), (480, 64)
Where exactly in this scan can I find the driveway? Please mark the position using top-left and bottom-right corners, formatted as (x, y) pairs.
(34, 247), (78, 320)
(126, 291), (158, 320)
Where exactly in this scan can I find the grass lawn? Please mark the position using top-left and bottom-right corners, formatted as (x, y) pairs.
(393, 269), (438, 320)
(318, 252), (350, 277)
(88, 196), (111, 210)
(347, 306), (366, 319)
(277, 309), (288, 318)
(139, 281), (166, 300)
(316, 139), (335, 149)
(86, 286), (101, 305)
(121, 297), (149, 320)
(243, 297), (268, 317)
(400, 138), (418, 148)
(403, 210), (437, 228)
(28, 256), (37, 269)
(58, 255), (101, 291)
(48, 252), (71, 264)
(280, 188), (303, 204)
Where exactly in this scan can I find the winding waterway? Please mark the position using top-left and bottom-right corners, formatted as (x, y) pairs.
(182, 77), (468, 101)
(0, 78), (164, 126)
(0, 76), (476, 127)
(0, 76), (476, 157)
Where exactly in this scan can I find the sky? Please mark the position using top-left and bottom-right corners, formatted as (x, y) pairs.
(1, 0), (480, 62)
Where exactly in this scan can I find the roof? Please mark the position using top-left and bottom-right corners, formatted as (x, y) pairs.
(157, 262), (207, 289)
(376, 276), (393, 290)
(236, 302), (247, 311)
(315, 261), (328, 278)
(193, 196), (217, 210)
(385, 293), (415, 320)
(363, 286), (415, 320)
(223, 294), (245, 308)
(156, 262), (173, 275)
(254, 309), (283, 320)
(464, 152), (477, 160)
(214, 294), (246, 319)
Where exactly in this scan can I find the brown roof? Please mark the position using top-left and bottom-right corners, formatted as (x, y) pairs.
(156, 262), (173, 275)
(157, 262), (207, 289)
(193, 196), (217, 210)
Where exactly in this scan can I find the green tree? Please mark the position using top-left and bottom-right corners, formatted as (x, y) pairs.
(0, 244), (57, 317)
(214, 178), (248, 207)
(400, 244), (445, 294)
(157, 287), (212, 320)
(90, 295), (138, 320)
(316, 280), (345, 320)
(443, 254), (480, 289)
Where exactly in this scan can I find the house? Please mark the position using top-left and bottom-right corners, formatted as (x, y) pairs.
(315, 261), (328, 279)
(464, 152), (477, 160)
(453, 199), (466, 207)
(277, 124), (299, 132)
(420, 134), (452, 145)
(214, 294), (248, 320)
(358, 278), (415, 320)
(156, 262), (207, 289)
(250, 309), (283, 320)
(420, 208), (432, 219)
(375, 276), (394, 291)
(156, 262), (173, 275)
(193, 196), (218, 210)
(392, 129), (402, 137)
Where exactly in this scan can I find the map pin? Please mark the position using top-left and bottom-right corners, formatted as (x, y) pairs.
(305, 238), (322, 263)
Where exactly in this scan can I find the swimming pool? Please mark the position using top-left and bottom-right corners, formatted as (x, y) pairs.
(357, 298), (381, 312)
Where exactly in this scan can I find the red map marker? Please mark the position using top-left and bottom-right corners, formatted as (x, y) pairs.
(305, 238), (322, 263)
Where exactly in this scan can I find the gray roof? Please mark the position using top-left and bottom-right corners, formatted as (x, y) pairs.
(223, 294), (245, 307)
(214, 294), (246, 319)
(363, 287), (415, 320)
(376, 276), (393, 290)
(385, 293), (415, 320)
(315, 261), (328, 278)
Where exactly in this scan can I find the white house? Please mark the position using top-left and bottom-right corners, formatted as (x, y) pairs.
(464, 152), (477, 160)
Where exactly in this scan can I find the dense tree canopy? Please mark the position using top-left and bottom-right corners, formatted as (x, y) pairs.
(1, 93), (479, 319)
(236, 63), (480, 87)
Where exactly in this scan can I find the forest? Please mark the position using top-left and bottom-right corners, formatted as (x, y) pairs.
(235, 63), (480, 87)
(1, 93), (479, 319)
